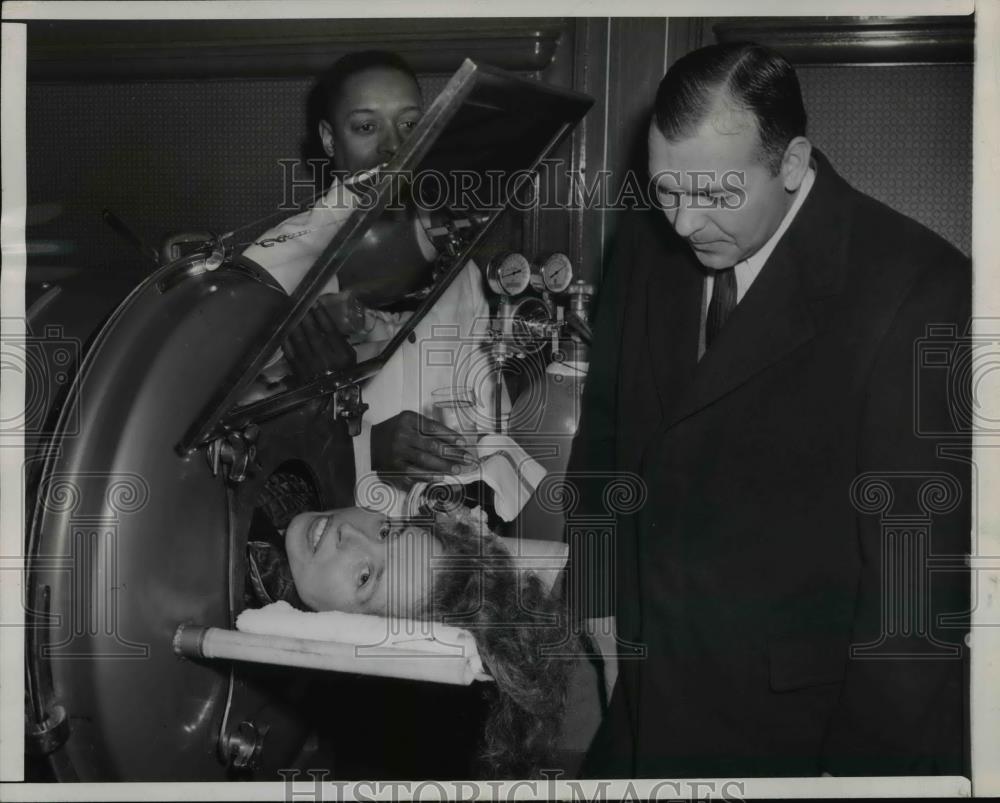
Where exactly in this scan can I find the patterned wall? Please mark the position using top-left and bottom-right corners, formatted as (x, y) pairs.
(27, 64), (973, 275)
(796, 63), (973, 255)
(26, 75), (454, 273)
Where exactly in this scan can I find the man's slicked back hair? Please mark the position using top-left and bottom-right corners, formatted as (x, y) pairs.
(653, 42), (807, 174)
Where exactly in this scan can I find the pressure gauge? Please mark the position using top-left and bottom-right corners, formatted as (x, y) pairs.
(486, 252), (532, 296)
(539, 252), (574, 293)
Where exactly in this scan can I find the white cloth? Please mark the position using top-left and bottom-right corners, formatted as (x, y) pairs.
(234, 600), (486, 685)
(698, 166), (816, 358)
(236, 600), (480, 659)
(240, 182), (496, 504)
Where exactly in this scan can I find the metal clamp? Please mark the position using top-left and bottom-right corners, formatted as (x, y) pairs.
(26, 704), (70, 756)
(26, 584), (72, 757)
(425, 211), (489, 263)
(224, 720), (268, 772)
(156, 234), (228, 294)
(332, 384), (369, 438)
(206, 424), (260, 483)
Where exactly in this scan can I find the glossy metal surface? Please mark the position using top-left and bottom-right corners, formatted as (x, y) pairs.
(486, 252), (532, 296)
(539, 252), (574, 293)
(24, 57), (594, 781)
(25, 257), (353, 780)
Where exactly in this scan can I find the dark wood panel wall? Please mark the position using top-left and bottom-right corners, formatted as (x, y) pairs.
(25, 17), (673, 286)
(556, 18), (669, 285)
(24, 15), (973, 286)
(25, 19), (579, 280)
(675, 15), (975, 254)
(26, 18), (566, 79)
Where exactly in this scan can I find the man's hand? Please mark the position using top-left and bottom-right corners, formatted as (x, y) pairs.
(371, 411), (478, 487)
(283, 300), (357, 381)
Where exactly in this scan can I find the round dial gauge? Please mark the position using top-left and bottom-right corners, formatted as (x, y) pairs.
(539, 252), (574, 293)
(487, 252), (532, 296)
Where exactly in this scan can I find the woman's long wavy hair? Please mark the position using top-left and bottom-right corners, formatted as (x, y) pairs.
(248, 499), (578, 779)
(424, 514), (577, 779)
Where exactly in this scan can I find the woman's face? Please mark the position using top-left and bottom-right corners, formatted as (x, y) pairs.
(285, 507), (436, 616)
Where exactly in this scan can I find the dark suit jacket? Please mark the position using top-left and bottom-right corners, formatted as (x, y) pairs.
(567, 150), (970, 778)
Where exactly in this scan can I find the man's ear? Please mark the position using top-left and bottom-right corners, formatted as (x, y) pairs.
(318, 119), (335, 159)
(780, 136), (812, 192)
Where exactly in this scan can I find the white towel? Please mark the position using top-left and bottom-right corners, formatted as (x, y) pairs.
(236, 600), (482, 667)
(404, 434), (546, 521)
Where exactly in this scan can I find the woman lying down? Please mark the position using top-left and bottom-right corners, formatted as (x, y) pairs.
(247, 503), (576, 779)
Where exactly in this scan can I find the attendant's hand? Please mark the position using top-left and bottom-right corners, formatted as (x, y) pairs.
(283, 298), (357, 382)
(371, 411), (478, 487)
(314, 290), (373, 338)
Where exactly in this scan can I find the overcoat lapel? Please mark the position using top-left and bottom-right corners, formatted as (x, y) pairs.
(664, 244), (816, 428)
(645, 242), (702, 420)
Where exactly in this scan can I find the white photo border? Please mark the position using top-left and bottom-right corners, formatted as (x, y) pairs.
(1, 0), (994, 799)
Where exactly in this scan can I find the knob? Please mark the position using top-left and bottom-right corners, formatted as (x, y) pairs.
(225, 720), (266, 771)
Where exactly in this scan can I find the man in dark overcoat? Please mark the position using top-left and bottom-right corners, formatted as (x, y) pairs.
(569, 42), (970, 778)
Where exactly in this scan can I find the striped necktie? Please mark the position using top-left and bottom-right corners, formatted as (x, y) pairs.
(705, 267), (737, 349)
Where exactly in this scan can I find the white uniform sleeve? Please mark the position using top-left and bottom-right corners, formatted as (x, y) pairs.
(241, 181), (357, 296)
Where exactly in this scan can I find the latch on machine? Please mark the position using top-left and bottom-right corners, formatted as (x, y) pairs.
(223, 720), (269, 772)
(206, 424), (260, 483)
(331, 384), (369, 438)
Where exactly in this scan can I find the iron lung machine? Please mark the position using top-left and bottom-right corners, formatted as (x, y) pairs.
(24, 61), (593, 781)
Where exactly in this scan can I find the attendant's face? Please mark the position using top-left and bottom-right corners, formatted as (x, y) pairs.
(319, 67), (423, 174)
(285, 507), (435, 616)
(648, 104), (809, 270)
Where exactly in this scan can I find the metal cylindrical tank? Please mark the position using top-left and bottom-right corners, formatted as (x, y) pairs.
(24, 256), (354, 781)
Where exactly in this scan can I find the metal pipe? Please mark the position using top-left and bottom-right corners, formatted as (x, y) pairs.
(495, 362), (504, 434)
(173, 624), (490, 686)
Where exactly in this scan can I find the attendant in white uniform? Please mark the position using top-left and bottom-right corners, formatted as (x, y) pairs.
(241, 51), (496, 499)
